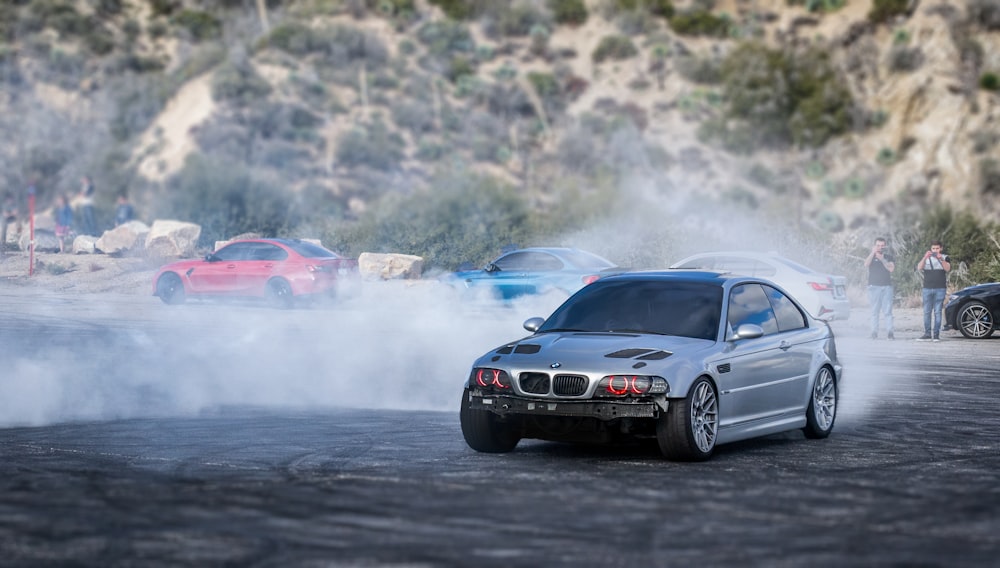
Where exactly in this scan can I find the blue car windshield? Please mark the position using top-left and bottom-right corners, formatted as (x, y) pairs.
(539, 280), (723, 340)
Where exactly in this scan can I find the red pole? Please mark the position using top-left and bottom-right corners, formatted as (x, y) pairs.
(28, 186), (35, 276)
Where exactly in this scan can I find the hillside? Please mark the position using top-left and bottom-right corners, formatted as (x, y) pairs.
(1, 0), (999, 272)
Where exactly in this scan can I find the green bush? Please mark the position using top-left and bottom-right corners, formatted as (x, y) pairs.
(980, 72), (1000, 91)
(868, 0), (911, 24)
(160, 155), (299, 246)
(675, 55), (722, 84)
(982, 158), (1000, 195)
(707, 42), (854, 150)
(211, 61), (272, 106)
(172, 10), (221, 41)
(549, 0), (588, 25)
(611, 0), (674, 18)
(426, 0), (489, 20)
(324, 171), (534, 269)
(669, 10), (730, 37)
(335, 119), (406, 171)
(591, 35), (638, 63)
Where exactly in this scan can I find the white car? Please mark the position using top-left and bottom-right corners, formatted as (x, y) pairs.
(669, 251), (850, 321)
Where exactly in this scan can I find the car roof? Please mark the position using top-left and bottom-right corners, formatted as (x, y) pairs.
(601, 269), (741, 284)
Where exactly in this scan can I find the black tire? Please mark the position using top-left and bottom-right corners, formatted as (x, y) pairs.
(266, 278), (294, 309)
(156, 272), (186, 305)
(657, 377), (718, 461)
(803, 366), (837, 439)
(459, 389), (520, 453)
(957, 301), (995, 339)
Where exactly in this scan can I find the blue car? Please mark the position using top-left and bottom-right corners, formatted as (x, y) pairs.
(448, 247), (621, 300)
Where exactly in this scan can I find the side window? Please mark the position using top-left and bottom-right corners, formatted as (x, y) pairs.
(524, 252), (563, 271)
(494, 252), (528, 271)
(763, 285), (807, 331)
(727, 284), (779, 336)
(214, 243), (250, 261)
(251, 244), (288, 261)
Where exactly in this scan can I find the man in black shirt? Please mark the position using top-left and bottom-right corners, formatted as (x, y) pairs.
(864, 237), (895, 339)
(917, 239), (951, 341)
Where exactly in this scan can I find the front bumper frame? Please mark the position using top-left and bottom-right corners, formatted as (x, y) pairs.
(467, 392), (668, 420)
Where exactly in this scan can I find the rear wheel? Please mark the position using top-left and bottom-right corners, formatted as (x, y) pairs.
(156, 272), (185, 305)
(266, 278), (294, 309)
(459, 389), (520, 453)
(803, 366), (837, 439)
(958, 301), (995, 339)
(657, 377), (718, 461)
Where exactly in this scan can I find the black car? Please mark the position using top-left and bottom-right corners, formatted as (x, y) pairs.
(944, 283), (1000, 339)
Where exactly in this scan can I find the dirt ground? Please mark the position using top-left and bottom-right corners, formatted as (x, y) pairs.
(0, 250), (160, 295)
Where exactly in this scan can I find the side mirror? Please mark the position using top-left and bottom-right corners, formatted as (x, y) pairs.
(523, 317), (545, 332)
(484, 262), (499, 273)
(204, 253), (220, 262)
(731, 323), (764, 340)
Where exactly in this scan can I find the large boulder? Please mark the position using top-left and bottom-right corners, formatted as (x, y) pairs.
(96, 221), (150, 255)
(72, 234), (99, 254)
(145, 220), (201, 258)
(358, 252), (424, 280)
(19, 229), (61, 252)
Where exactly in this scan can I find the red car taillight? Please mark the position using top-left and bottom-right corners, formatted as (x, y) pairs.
(594, 375), (669, 397)
(472, 368), (512, 391)
(582, 275), (600, 285)
(808, 279), (834, 292)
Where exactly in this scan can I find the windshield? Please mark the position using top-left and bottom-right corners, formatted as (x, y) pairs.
(538, 279), (723, 340)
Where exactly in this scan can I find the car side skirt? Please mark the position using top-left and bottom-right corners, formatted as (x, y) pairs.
(716, 411), (807, 445)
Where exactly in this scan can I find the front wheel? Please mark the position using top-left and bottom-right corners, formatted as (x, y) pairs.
(958, 301), (995, 339)
(657, 377), (718, 461)
(266, 278), (294, 309)
(803, 366), (837, 439)
(156, 272), (186, 305)
(459, 389), (520, 453)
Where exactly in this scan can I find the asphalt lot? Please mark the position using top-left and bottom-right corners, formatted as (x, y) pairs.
(1, 286), (998, 566)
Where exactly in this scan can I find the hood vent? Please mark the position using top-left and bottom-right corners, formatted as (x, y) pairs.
(514, 344), (541, 354)
(496, 345), (515, 355)
(606, 348), (672, 360)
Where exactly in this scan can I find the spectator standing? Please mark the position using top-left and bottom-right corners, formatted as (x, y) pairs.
(54, 194), (73, 253)
(2, 192), (20, 255)
(79, 175), (96, 236)
(864, 236), (895, 340)
(115, 194), (135, 226)
(917, 239), (951, 342)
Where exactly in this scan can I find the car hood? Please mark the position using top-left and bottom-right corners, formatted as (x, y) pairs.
(956, 282), (1000, 294)
(476, 331), (713, 373)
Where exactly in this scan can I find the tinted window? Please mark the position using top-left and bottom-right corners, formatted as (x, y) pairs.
(763, 285), (807, 331)
(249, 243), (288, 261)
(214, 242), (252, 261)
(285, 240), (338, 259)
(727, 284), (779, 335)
(538, 280), (723, 340)
(495, 251), (563, 272)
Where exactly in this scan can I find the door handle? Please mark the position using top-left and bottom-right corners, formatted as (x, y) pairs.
(227, 264), (236, 269)
(779, 340), (791, 350)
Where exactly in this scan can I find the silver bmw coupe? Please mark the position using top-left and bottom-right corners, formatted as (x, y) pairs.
(460, 270), (842, 461)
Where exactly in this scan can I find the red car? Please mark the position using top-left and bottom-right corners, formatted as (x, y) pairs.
(152, 238), (358, 308)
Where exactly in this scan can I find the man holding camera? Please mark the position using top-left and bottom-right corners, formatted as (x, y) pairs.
(864, 237), (895, 339)
(917, 240), (951, 342)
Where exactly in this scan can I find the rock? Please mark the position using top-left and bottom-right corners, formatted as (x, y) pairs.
(96, 221), (150, 255)
(358, 252), (424, 280)
(72, 235), (99, 254)
(145, 220), (201, 258)
(19, 229), (61, 252)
